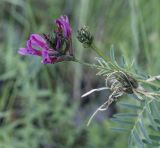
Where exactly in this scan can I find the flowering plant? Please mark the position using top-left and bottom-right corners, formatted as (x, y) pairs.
(19, 15), (160, 148)
(19, 16), (74, 64)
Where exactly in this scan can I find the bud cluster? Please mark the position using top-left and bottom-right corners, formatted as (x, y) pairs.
(77, 26), (93, 48)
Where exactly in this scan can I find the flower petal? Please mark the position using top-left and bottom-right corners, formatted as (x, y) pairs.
(30, 34), (47, 48)
(18, 40), (42, 56)
(18, 48), (28, 55)
(26, 40), (42, 56)
(55, 15), (72, 38)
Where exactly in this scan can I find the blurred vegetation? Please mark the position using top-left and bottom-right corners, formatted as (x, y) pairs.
(0, 0), (160, 148)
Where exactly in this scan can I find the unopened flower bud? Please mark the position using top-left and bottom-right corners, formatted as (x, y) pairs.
(77, 26), (93, 48)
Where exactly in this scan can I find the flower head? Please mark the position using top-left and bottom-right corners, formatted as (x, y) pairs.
(18, 34), (64, 64)
(55, 15), (72, 38)
(18, 15), (74, 64)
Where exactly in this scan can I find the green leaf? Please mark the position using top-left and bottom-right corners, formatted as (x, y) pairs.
(111, 127), (129, 132)
(101, 59), (110, 68)
(110, 45), (116, 62)
(111, 118), (133, 125)
(142, 139), (160, 146)
(138, 119), (152, 144)
(114, 113), (137, 119)
(128, 135), (133, 148)
(119, 56), (126, 68)
(132, 130), (144, 148)
(118, 102), (142, 110)
(96, 70), (107, 76)
(96, 57), (105, 67)
(151, 101), (160, 119)
(146, 109), (158, 131)
(149, 135), (160, 141)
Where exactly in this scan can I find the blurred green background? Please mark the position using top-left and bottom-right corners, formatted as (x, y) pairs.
(0, 0), (160, 147)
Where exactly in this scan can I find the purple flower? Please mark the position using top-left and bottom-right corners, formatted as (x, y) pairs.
(18, 15), (74, 64)
(18, 34), (64, 64)
(19, 34), (45, 56)
(55, 15), (72, 38)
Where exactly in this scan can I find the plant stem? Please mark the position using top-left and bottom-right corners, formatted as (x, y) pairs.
(73, 58), (115, 73)
(90, 43), (120, 70)
(73, 58), (95, 68)
(91, 43), (111, 62)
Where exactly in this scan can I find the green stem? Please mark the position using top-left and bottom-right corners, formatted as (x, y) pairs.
(73, 58), (95, 68)
(90, 43), (120, 70)
(73, 58), (112, 72)
(91, 43), (111, 62)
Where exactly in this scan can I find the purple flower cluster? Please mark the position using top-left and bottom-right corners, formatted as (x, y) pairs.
(18, 15), (74, 64)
